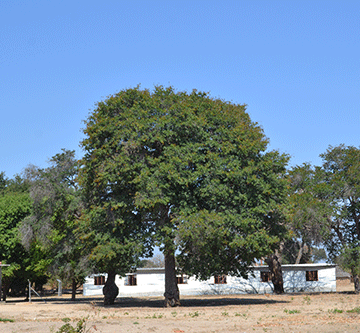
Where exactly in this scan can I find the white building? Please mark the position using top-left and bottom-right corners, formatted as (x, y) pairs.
(83, 263), (336, 297)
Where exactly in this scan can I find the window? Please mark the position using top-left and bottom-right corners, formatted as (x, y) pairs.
(260, 271), (270, 282)
(94, 275), (105, 285)
(177, 275), (188, 284)
(214, 275), (227, 284)
(306, 270), (318, 281)
(125, 274), (137, 286)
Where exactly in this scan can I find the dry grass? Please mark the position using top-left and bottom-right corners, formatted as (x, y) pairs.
(0, 279), (358, 333)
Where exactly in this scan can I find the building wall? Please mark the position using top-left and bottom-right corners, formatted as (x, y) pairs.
(83, 264), (336, 297)
(283, 266), (336, 293)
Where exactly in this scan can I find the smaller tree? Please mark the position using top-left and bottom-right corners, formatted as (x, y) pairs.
(310, 247), (328, 263)
(285, 163), (330, 264)
(21, 149), (87, 300)
(140, 253), (165, 268)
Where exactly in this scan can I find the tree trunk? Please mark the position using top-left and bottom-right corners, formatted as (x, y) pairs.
(2, 281), (10, 302)
(352, 272), (360, 294)
(295, 241), (304, 265)
(164, 249), (180, 307)
(103, 271), (119, 305)
(265, 254), (284, 294)
(71, 278), (77, 301)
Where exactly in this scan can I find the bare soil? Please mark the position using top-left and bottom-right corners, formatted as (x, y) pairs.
(0, 280), (359, 333)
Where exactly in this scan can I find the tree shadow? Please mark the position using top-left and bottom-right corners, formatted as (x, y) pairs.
(96, 296), (288, 308)
(4, 295), (288, 308)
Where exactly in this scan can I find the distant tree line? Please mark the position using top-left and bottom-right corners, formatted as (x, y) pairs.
(1, 86), (360, 305)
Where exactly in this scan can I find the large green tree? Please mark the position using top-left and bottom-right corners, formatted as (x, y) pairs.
(80, 86), (289, 306)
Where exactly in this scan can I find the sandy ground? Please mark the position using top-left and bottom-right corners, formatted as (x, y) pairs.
(0, 280), (359, 333)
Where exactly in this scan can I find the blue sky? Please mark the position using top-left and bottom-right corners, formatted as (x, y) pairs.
(1, 1), (359, 178)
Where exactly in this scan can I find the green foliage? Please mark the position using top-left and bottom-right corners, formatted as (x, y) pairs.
(347, 307), (360, 314)
(55, 318), (89, 333)
(0, 172), (50, 296)
(80, 86), (289, 284)
(0, 192), (31, 263)
(0, 188), (33, 294)
(77, 203), (145, 275)
(283, 309), (300, 314)
(0, 318), (14, 322)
